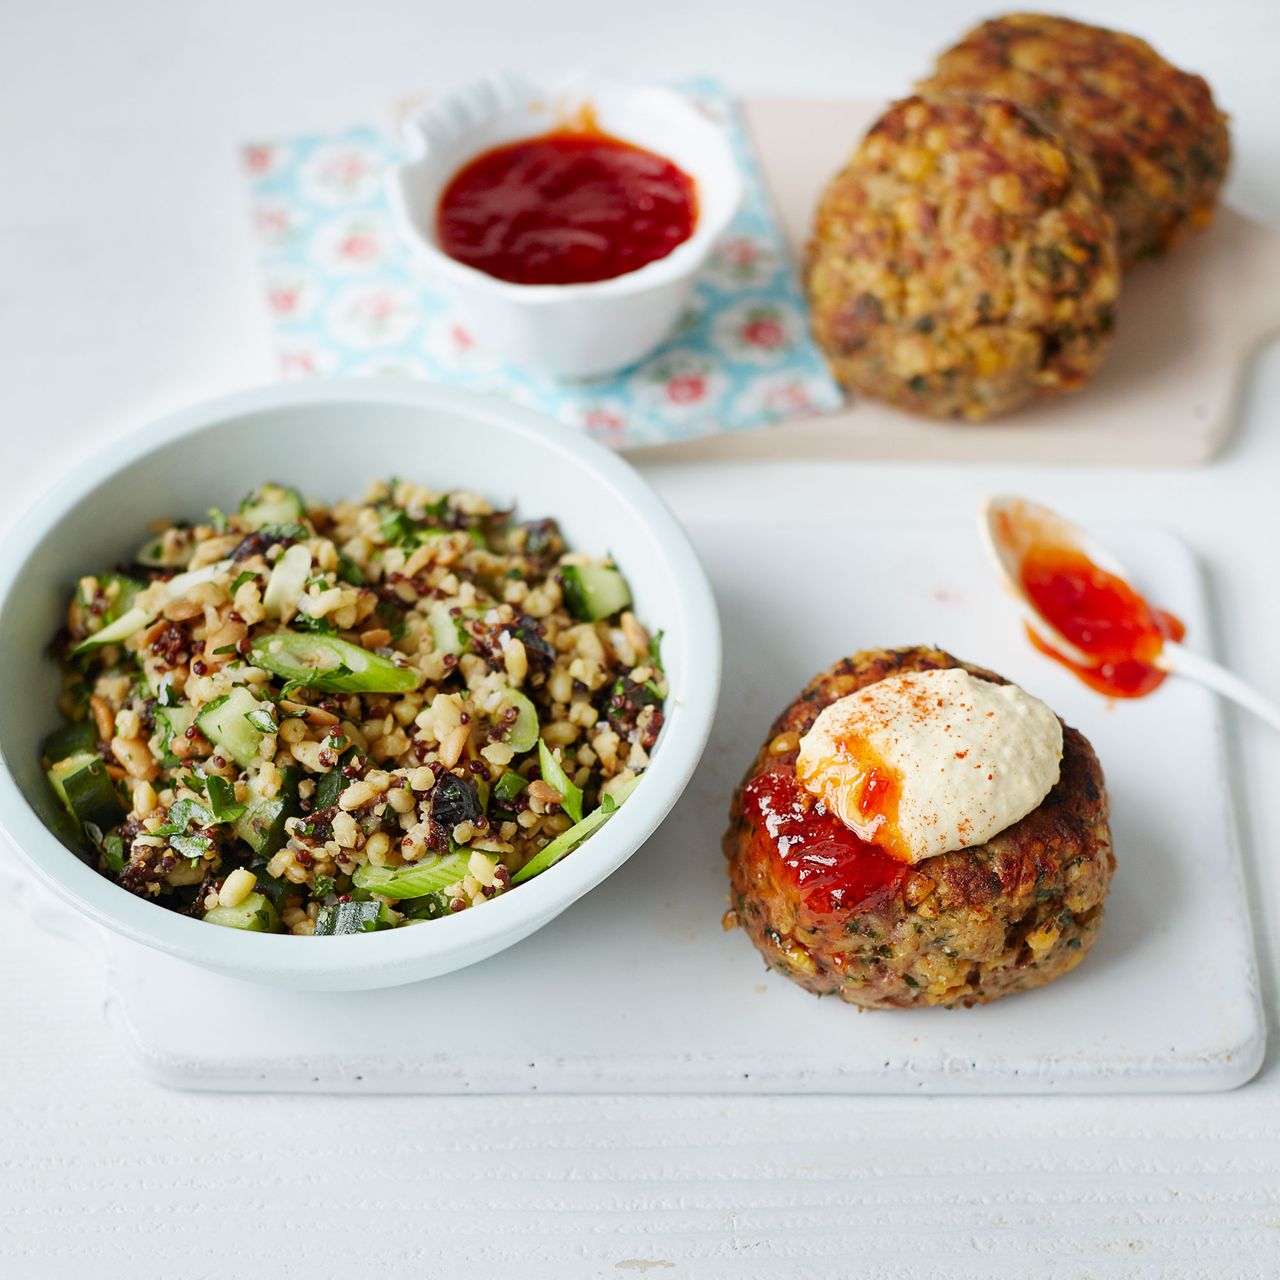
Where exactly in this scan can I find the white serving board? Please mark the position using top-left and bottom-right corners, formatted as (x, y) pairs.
(98, 518), (1262, 1094)
(628, 98), (1280, 467)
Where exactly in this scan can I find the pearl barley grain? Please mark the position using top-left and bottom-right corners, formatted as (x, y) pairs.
(218, 868), (257, 909)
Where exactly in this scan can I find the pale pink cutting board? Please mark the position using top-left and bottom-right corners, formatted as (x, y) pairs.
(629, 97), (1280, 466)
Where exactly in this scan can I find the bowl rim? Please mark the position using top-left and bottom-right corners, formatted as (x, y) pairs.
(385, 69), (745, 303)
(0, 378), (722, 985)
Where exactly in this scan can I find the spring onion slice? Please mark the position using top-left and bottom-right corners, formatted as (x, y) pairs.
(537, 739), (583, 823)
(249, 633), (420, 694)
(511, 775), (640, 885)
(352, 853), (470, 899)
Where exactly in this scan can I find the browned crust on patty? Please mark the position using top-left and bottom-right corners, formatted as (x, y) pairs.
(723, 646), (1115, 1009)
(919, 13), (1231, 266)
(806, 94), (1120, 422)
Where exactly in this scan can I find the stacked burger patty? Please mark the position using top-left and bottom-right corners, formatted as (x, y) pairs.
(806, 13), (1230, 422)
(920, 14), (1231, 268)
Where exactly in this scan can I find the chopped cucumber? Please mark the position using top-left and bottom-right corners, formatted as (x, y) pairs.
(47, 752), (100, 808)
(157, 700), (194, 738)
(250, 633), (420, 694)
(239, 483), (305, 530)
(195, 686), (266, 768)
(232, 766), (301, 857)
(314, 899), (390, 935)
(561, 564), (631, 622)
(135, 531), (193, 569)
(538, 739), (583, 824)
(203, 891), (280, 932)
(48, 756), (125, 833)
(427, 602), (471, 656)
(262, 543), (312, 619)
(155, 703), (195, 759)
(351, 853), (470, 899)
(497, 688), (538, 753)
(43, 720), (98, 764)
(71, 605), (149, 655)
(512, 775), (640, 884)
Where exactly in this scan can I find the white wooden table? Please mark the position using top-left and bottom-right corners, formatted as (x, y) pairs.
(3, 2), (1279, 1274)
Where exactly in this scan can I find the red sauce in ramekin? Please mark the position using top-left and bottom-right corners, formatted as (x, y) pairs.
(437, 122), (697, 286)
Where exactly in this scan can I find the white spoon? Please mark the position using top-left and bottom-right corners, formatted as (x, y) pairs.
(980, 495), (1280, 733)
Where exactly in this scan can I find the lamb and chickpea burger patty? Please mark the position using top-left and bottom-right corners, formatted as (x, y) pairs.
(723, 647), (1114, 1009)
(919, 13), (1230, 267)
(806, 95), (1120, 422)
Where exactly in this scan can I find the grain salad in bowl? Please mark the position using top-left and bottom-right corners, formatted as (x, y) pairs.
(43, 478), (667, 937)
(0, 379), (718, 989)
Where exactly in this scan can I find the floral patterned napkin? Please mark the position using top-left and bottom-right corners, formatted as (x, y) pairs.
(242, 78), (841, 448)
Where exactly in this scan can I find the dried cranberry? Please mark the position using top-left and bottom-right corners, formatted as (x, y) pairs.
(512, 614), (555, 674)
(430, 772), (482, 828)
(516, 518), (564, 571)
(603, 676), (665, 749)
(230, 527), (298, 562)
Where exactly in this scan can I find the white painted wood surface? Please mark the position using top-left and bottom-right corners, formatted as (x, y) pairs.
(79, 523), (1261, 1095)
(3, 1), (1280, 1274)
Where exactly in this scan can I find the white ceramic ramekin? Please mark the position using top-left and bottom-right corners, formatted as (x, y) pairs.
(0, 379), (721, 990)
(386, 71), (743, 379)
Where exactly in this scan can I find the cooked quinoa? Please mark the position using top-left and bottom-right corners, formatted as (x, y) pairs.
(919, 13), (1231, 267)
(42, 480), (667, 935)
(806, 94), (1121, 422)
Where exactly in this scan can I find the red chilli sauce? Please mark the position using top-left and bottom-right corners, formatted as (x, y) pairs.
(437, 117), (697, 286)
(742, 769), (907, 915)
(1020, 544), (1185, 698)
